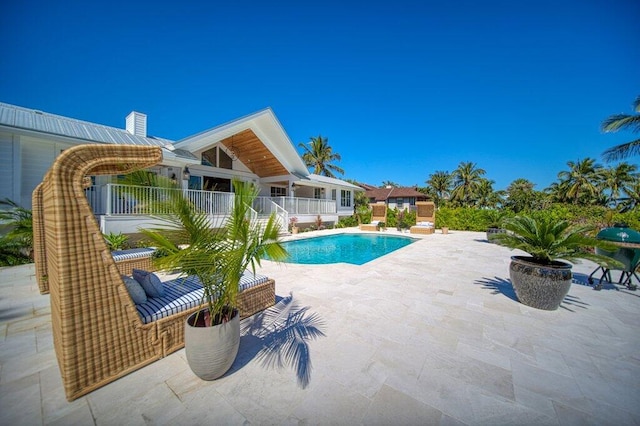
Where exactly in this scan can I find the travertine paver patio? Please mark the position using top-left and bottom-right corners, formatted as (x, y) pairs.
(1, 230), (639, 425)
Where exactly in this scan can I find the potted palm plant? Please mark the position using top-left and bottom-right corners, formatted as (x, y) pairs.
(484, 209), (508, 242)
(491, 215), (620, 310)
(140, 177), (287, 379)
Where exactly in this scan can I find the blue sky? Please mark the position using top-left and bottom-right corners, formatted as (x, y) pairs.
(1, 0), (638, 190)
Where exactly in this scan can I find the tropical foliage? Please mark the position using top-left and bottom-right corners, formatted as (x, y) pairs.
(491, 215), (621, 267)
(602, 95), (640, 162)
(103, 232), (129, 251)
(298, 135), (344, 178)
(0, 198), (33, 266)
(140, 177), (288, 326)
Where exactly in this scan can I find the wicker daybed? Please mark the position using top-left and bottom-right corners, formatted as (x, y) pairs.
(359, 203), (387, 231)
(410, 201), (436, 235)
(34, 144), (276, 401)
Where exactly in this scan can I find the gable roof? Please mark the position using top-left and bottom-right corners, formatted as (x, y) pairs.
(174, 108), (309, 178)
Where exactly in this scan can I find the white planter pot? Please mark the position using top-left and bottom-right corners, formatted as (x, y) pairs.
(185, 308), (240, 380)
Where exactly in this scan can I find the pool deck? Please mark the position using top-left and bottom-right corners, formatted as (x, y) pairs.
(1, 229), (639, 425)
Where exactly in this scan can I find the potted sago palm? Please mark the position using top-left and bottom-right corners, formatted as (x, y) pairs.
(141, 177), (287, 379)
(491, 215), (620, 310)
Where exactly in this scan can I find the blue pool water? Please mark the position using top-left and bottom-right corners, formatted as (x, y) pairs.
(277, 233), (416, 265)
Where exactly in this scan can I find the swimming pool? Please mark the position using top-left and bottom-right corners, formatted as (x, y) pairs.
(277, 233), (416, 265)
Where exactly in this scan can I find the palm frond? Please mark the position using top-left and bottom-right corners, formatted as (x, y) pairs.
(602, 139), (640, 162)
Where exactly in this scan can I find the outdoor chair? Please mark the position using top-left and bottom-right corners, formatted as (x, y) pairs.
(410, 201), (436, 235)
(360, 203), (387, 231)
(34, 144), (276, 401)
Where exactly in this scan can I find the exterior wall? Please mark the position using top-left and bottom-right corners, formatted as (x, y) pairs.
(20, 136), (74, 208)
(0, 133), (18, 204)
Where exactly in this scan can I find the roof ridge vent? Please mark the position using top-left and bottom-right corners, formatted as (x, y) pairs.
(126, 111), (147, 137)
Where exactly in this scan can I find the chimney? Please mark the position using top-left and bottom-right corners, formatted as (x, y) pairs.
(126, 111), (147, 137)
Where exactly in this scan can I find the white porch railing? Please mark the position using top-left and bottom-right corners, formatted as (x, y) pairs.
(85, 185), (330, 231)
(85, 184), (234, 216)
(270, 196), (336, 215)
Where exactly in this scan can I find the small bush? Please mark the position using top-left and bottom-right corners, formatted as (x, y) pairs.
(104, 232), (129, 251)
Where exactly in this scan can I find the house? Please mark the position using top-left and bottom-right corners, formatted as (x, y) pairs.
(361, 184), (428, 211)
(0, 102), (362, 233)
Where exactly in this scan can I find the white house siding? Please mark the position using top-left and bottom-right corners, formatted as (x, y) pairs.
(0, 133), (18, 204)
(20, 137), (74, 208)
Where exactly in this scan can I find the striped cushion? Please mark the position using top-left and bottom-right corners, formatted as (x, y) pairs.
(135, 272), (269, 324)
(112, 247), (156, 262)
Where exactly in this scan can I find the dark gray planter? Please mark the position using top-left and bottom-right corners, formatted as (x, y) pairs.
(185, 308), (240, 380)
(509, 256), (572, 311)
(486, 227), (506, 243)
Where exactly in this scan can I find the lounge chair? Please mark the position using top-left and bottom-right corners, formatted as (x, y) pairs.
(33, 144), (276, 401)
(359, 203), (387, 231)
(410, 201), (436, 235)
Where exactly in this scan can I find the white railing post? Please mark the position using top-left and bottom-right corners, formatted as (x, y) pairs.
(105, 184), (112, 215)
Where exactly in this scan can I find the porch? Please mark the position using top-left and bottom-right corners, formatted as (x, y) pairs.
(85, 184), (346, 235)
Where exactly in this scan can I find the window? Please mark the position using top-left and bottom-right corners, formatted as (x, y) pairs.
(341, 190), (351, 207)
(271, 186), (287, 197)
(314, 188), (322, 199)
(201, 147), (217, 167)
(396, 198), (404, 209)
(331, 189), (337, 201)
(188, 175), (202, 190)
(218, 149), (232, 170)
(201, 146), (232, 170)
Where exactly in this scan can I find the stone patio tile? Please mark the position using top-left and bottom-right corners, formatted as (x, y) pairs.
(40, 363), (90, 424)
(455, 340), (512, 371)
(1, 231), (639, 424)
(0, 329), (36, 365)
(290, 378), (371, 424)
(46, 404), (94, 426)
(362, 384), (443, 425)
(511, 357), (583, 404)
(1, 346), (57, 384)
(0, 372), (42, 425)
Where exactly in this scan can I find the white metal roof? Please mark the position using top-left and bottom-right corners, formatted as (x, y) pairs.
(0, 102), (170, 147)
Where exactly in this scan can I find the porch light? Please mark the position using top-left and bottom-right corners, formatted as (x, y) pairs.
(182, 166), (191, 180)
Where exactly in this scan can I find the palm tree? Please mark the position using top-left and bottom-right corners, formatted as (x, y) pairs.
(617, 179), (640, 212)
(140, 177), (288, 326)
(556, 158), (603, 205)
(600, 162), (638, 208)
(450, 162), (486, 207)
(380, 181), (399, 188)
(426, 171), (452, 208)
(505, 178), (540, 213)
(298, 135), (344, 178)
(475, 178), (504, 209)
(602, 95), (640, 162)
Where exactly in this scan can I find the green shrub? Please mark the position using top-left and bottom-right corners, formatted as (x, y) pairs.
(336, 216), (359, 228)
(103, 232), (129, 251)
(435, 204), (639, 232)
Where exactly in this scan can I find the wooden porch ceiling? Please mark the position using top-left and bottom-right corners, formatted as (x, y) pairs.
(220, 129), (288, 178)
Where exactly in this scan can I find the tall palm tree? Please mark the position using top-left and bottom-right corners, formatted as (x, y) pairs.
(505, 178), (539, 213)
(475, 178), (504, 209)
(298, 135), (344, 178)
(426, 171), (452, 208)
(618, 179), (640, 212)
(602, 95), (640, 162)
(450, 162), (486, 207)
(601, 162), (638, 208)
(557, 158), (603, 205)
